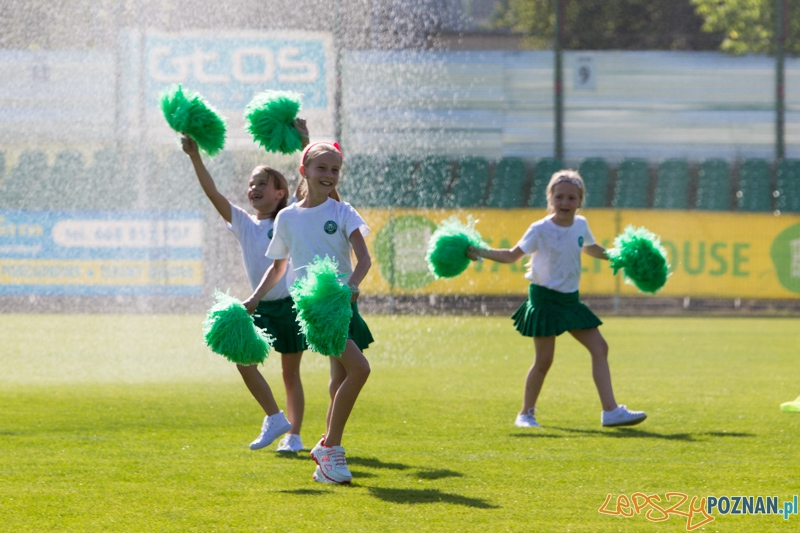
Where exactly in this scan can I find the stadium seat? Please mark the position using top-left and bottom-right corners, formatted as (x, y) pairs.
(382, 155), (416, 207)
(4, 150), (49, 209)
(653, 158), (690, 209)
(695, 159), (731, 211)
(414, 156), (451, 208)
(450, 156), (489, 207)
(82, 149), (125, 210)
(52, 150), (86, 209)
(206, 151), (237, 198)
(487, 157), (527, 208)
(736, 158), (773, 212)
(578, 157), (610, 208)
(528, 157), (563, 208)
(776, 159), (800, 213)
(124, 150), (161, 209)
(612, 158), (650, 208)
(153, 151), (201, 210)
(339, 154), (379, 207)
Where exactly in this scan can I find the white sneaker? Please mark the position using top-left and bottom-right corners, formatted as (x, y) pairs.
(602, 405), (647, 427)
(312, 465), (336, 484)
(310, 441), (352, 484)
(249, 411), (292, 450)
(276, 433), (304, 452)
(515, 408), (540, 428)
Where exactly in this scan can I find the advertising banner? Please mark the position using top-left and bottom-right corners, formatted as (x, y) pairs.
(358, 208), (800, 299)
(0, 210), (203, 295)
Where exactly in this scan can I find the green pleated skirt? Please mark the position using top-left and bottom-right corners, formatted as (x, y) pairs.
(254, 297), (308, 354)
(511, 284), (602, 338)
(348, 301), (374, 351)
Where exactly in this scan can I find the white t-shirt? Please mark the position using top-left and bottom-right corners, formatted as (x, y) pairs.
(516, 215), (596, 293)
(267, 198), (370, 281)
(227, 202), (293, 301)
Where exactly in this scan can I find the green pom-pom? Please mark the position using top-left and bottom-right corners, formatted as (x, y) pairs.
(426, 215), (486, 278)
(160, 85), (227, 156)
(606, 226), (670, 294)
(203, 290), (273, 365)
(290, 256), (353, 357)
(244, 91), (303, 154)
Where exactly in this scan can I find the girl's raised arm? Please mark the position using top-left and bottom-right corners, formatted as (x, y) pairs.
(182, 135), (232, 223)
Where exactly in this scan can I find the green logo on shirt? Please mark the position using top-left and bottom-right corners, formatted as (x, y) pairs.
(578, 236), (584, 247)
(268, 228), (274, 239)
(324, 221), (337, 234)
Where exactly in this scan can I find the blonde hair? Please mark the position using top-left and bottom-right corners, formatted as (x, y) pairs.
(296, 142), (342, 202)
(545, 169), (585, 213)
(252, 165), (290, 219)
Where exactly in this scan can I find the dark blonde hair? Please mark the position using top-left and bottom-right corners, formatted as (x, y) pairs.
(545, 169), (585, 213)
(296, 142), (342, 202)
(252, 165), (290, 218)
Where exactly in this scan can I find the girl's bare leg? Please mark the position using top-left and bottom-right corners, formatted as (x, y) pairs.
(569, 327), (617, 412)
(323, 339), (370, 447)
(281, 352), (304, 434)
(237, 364), (280, 415)
(520, 336), (556, 415)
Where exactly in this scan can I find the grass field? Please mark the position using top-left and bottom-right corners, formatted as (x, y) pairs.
(1, 314), (799, 532)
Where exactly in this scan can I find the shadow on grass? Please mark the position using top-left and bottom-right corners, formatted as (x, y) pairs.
(276, 488), (330, 495)
(347, 456), (412, 470)
(367, 487), (499, 509)
(413, 469), (463, 480)
(544, 426), (756, 441)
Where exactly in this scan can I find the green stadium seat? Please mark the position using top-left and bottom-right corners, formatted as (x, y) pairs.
(653, 158), (690, 209)
(339, 154), (378, 206)
(52, 150), (86, 209)
(487, 157), (527, 208)
(380, 155), (415, 207)
(528, 157), (563, 208)
(612, 158), (650, 208)
(695, 159), (731, 211)
(125, 150), (161, 209)
(414, 156), (451, 208)
(578, 157), (610, 208)
(450, 156), (488, 207)
(81, 149), (126, 210)
(4, 150), (49, 209)
(155, 151), (203, 210)
(776, 159), (800, 213)
(736, 158), (773, 212)
(206, 151), (237, 198)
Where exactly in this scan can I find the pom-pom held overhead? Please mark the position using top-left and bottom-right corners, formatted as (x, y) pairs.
(160, 85), (227, 156)
(202, 290), (273, 365)
(244, 91), (303, 154)
(290, 256), (353, 357)
(606, 226), (670, 294)
(426, 215), (486, 278)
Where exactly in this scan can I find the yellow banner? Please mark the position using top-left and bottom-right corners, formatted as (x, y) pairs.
(0, 259), (203, 286)
(358, 208), (800, 299)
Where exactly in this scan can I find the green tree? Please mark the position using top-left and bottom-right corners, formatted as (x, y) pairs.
(492, 0), (722, 50)
(692, 0), (799, 54)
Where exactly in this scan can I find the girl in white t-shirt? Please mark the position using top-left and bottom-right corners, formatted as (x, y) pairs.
(244, 141), (372, 485)
(467, 170), (646, 429)
(182, 130), (308, 454)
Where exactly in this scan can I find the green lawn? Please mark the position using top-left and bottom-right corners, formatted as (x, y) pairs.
(1, 314), (799, 532)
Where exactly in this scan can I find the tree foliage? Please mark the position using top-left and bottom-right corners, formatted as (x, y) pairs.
(692, 0), (799, 54)
(491, 0), (723, 50)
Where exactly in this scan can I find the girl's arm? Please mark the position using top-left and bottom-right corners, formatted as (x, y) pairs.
(242, 258), (288, 314)
(347, 230), (372, 302)
(583, 244), (608, 260)
(467, 245), (526, 264)
(181, 136), (232, 223)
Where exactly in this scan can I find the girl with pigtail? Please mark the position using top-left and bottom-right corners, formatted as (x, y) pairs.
(467, 170), (647, 429)
(244, 141), (373, 485)
(181, 120), (310, 454)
